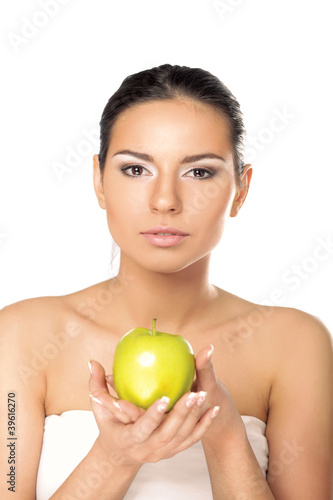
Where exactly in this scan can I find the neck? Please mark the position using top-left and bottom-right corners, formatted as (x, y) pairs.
(110, 253), (219, 334)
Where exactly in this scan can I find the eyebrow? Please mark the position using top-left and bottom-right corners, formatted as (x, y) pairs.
(112, 149), (226, 164)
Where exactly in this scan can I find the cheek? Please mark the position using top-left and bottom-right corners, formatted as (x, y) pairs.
(103, 186), (146, 240)
(183, 177), (235, 227)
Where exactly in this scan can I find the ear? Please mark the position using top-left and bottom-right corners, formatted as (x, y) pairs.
(93, 154), (106, 210)
(230, 164), (253, 217)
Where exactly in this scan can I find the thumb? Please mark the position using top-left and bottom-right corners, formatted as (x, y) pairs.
(88, 360), (111, 419)
(90, 361), (144, 423)
(194, 345), (217, 391)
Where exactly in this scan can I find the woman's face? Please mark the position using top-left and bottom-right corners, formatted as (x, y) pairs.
(93, 99), (251, 274)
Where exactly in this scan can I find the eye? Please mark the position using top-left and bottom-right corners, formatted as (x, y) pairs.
(120, 164), (152, 177)
(184, 168), (215, 180)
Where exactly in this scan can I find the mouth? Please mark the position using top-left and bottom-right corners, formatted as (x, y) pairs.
(152, 232), (179, 236)
(140, 226), (189, 247)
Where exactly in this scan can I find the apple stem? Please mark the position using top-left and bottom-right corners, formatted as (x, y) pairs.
(152, 318), (157, 335)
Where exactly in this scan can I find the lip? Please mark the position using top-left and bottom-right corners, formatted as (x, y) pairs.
(140, 226), (189, 248)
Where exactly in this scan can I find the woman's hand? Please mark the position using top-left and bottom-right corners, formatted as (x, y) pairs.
(88, 360), (220, 468)
(192, 345), (246, 445)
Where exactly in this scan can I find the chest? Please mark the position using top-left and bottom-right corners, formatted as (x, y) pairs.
(44, 321), (271, 423)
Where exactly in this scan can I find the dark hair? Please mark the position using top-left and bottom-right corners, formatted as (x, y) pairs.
(98, 63), (246, 180)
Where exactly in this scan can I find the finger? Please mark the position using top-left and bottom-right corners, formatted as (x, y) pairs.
(88, 360), (132, 424)
(194, 345), (218, 392)
(157, 391), (206, 446)
(105, 373), (118, 397)
(88, 359), (110, 408)
(116, 399), (145, 423)
(165, 405), (220, 458)
(104, 373), (146, 422)
(131, 396), (170, 444)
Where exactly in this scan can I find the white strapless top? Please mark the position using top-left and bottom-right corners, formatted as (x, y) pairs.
(36, 410), (268, 499)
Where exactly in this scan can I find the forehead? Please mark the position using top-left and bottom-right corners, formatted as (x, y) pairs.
(108, 99), (233, 159)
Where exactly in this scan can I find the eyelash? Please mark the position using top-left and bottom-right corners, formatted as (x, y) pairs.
(120, 164), (215, 180)
(187, 168), (215, 180)
(120, 165), (149, 178)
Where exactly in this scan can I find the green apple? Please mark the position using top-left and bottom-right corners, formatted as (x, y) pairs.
(112, 318), (195, 411)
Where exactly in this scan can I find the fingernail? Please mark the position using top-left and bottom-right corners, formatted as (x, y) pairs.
(157, 396), (170, 413)
(88, 360), (93, 373)
(89, 394), (103, 405)
(210, 406), (220, 419)
(196, 391), (207, 407)
(186, 392), (197, 408)
(113, 400), (123, 412)
(207, 345), (214, 361)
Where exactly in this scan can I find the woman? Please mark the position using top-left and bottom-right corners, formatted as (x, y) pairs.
(1, 64), (332, 499)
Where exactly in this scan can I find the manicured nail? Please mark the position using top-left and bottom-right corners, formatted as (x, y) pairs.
(89, 394), (103, 405)
(207, 345), (214, 361)
(210, 406), (220, 418)
(88, 360), (93, 373)
(196, 391), (207, 407)
(113, 400), (123, 412)
(157, 396), (170, 413)
(186, 392), (197, 408)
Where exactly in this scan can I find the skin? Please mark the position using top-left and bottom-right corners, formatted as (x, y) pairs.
(0, 98), (332, 499)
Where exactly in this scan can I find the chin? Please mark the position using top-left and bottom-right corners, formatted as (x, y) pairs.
(146, 261), (189, 274)
(144, 253), (210, 275)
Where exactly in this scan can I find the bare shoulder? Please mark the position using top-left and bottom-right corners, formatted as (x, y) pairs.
(0, 294), (88, 498)
(261, 307), (333, 496)
(0, 280), (113, 374)
(262, 305), (332, 353)
(218, 290), (332, 375)
(263, 305), (333, 391)
(0, 278), (109, 335)
(223, 288), (332, 348)
(0, 287), (100, 399)
(0, 295), (68, 346)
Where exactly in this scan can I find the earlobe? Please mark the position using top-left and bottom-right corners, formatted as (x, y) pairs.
(93, 154), (106, 210)
(230, 164), (253, 217)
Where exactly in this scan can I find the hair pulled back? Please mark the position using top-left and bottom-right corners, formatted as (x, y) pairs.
(98, 63), (246, 179)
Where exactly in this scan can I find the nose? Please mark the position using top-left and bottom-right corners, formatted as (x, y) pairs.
(149, 174), (183, 214)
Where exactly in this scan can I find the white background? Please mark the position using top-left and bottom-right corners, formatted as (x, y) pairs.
(1, 0), (332, 333)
